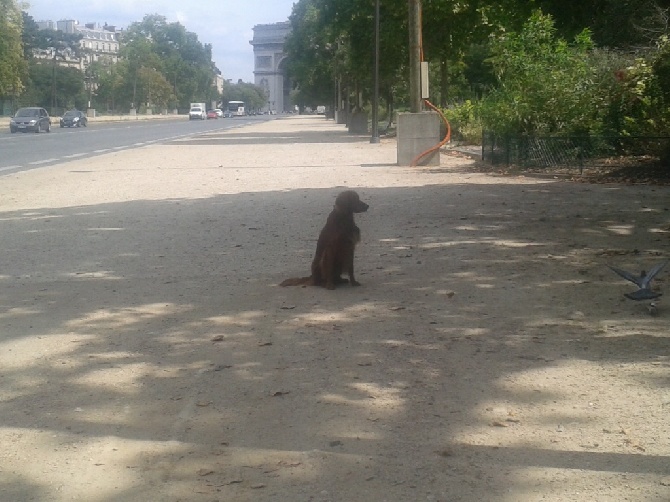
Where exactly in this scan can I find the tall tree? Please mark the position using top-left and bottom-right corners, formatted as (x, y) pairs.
(120, 14), (217, 110)
(422, 0), (537, 106)
(0, 0), (27, 97)
(284, 0), (542, 110)
(284, 0), (338, 106)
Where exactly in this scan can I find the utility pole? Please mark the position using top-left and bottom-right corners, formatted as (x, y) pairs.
(370, 0), (380, 143)
(397, 0), (439, 166)
(408, 0), (422, 113)
(52, 49), (57, 112)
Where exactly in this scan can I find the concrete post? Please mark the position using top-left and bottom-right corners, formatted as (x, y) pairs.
(397, 1), (439, 166)
(397, 112), (440, 166)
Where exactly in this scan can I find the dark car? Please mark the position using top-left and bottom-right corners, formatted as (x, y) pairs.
(9, 107), (51, 133)
(60, 110), (88, 128)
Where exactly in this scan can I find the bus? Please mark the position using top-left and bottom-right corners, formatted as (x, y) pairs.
(226, 100), (245, 117)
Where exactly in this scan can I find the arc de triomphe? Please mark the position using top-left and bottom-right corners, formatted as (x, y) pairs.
(249, 21), (291, 113)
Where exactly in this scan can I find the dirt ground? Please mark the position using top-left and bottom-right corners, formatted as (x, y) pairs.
(0, 115), (669, 501)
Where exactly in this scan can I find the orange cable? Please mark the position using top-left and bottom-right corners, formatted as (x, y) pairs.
(410, 99), (451, 167)
(409, 4), (452, 167)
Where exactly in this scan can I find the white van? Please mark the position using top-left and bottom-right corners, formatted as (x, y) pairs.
(188, 103), (206, 120)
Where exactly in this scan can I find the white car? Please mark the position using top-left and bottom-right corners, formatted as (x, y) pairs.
(214, 108), (223, 118)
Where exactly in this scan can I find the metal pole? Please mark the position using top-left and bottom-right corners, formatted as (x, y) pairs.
(52, 52), (57, 112)
(370, 0), (380, 143)
(408, 0), (422, 113)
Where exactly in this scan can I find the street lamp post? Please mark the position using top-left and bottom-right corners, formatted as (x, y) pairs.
(370, 0), (380, 144)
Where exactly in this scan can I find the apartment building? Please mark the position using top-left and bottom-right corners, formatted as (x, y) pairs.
(34, 19), (121, 70)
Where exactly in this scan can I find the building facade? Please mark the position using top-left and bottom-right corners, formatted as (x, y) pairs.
(30, 20), (122, 112)
(33, 19), (121, 71)
(76, 22), (121, 67)
(249, 22), (291, 113)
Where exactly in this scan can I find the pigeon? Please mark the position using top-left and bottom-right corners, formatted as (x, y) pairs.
(607, 260), (668, 301)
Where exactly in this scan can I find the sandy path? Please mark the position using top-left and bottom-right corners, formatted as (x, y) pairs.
(0, 115), (668, 501)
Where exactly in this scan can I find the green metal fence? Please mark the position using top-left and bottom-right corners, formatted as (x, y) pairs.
(482, 132), (670, 173)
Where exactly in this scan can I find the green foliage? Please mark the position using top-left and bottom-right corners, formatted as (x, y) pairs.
(221, 81), (267, 110)
(30, 27), (83, 57)
(478, 11), (598, 136)
(284, 0), (543, 114)
(444, 5), (670, 162)
(20, 61), (86, 111)
(605, 38), (670, 138)
(443, 99), (483, 144)
(536, 0), (664, 48)
(94, 59), (128, 111)
(137, 67), (174, 110)
(21, 12), (40, 59)
(0, 0), (27, 97)
(13, 11), (220, 113)
(111, 14), (217, 111)
(284, 0), (337, 106)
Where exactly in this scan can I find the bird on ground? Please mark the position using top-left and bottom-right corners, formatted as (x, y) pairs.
(607, 260), (668, 301)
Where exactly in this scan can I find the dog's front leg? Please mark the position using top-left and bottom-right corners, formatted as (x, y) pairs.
(347, 252), (360, 287)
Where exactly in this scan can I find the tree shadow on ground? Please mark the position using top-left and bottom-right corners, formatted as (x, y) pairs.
(0, 181), (668, 500)
(177, 128), (372, 147)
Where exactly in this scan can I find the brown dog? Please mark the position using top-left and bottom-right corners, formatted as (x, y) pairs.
(280, 190), (369, 289)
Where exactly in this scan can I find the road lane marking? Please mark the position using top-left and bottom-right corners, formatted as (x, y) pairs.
(2, 121), (251, 174)
(29, 159), (59, 165)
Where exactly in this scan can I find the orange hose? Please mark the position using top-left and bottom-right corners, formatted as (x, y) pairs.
(409, 100), (451, 167)
(409, 5), (451, 167)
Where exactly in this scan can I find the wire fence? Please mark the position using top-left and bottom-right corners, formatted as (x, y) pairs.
(482, 132), (670, 174)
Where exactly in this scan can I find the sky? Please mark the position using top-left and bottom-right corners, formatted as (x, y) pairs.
(23, 0), (297, 83)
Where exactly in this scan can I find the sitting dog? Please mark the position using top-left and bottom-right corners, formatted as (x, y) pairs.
(280, 190), (369, 289)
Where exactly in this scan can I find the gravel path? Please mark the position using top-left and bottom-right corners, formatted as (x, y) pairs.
(0, 115), (668, 501)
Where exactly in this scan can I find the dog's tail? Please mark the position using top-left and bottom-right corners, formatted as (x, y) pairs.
(279, 276), (313, 287)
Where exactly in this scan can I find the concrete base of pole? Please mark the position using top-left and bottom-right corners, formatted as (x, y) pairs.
(396, 112), (441, 166)
(335, 110), (347, 124)
(348, 111), (368, 134)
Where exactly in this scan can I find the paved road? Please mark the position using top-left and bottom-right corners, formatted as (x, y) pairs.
(0, 115), (272, 176)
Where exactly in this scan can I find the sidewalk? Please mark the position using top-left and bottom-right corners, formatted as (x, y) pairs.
(0, 115), (668, 501)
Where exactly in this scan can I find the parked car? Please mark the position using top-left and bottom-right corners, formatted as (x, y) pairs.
(206, 109), (218, 119)
(60, 110), (88, 128)
(9, 107), (51, 133)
